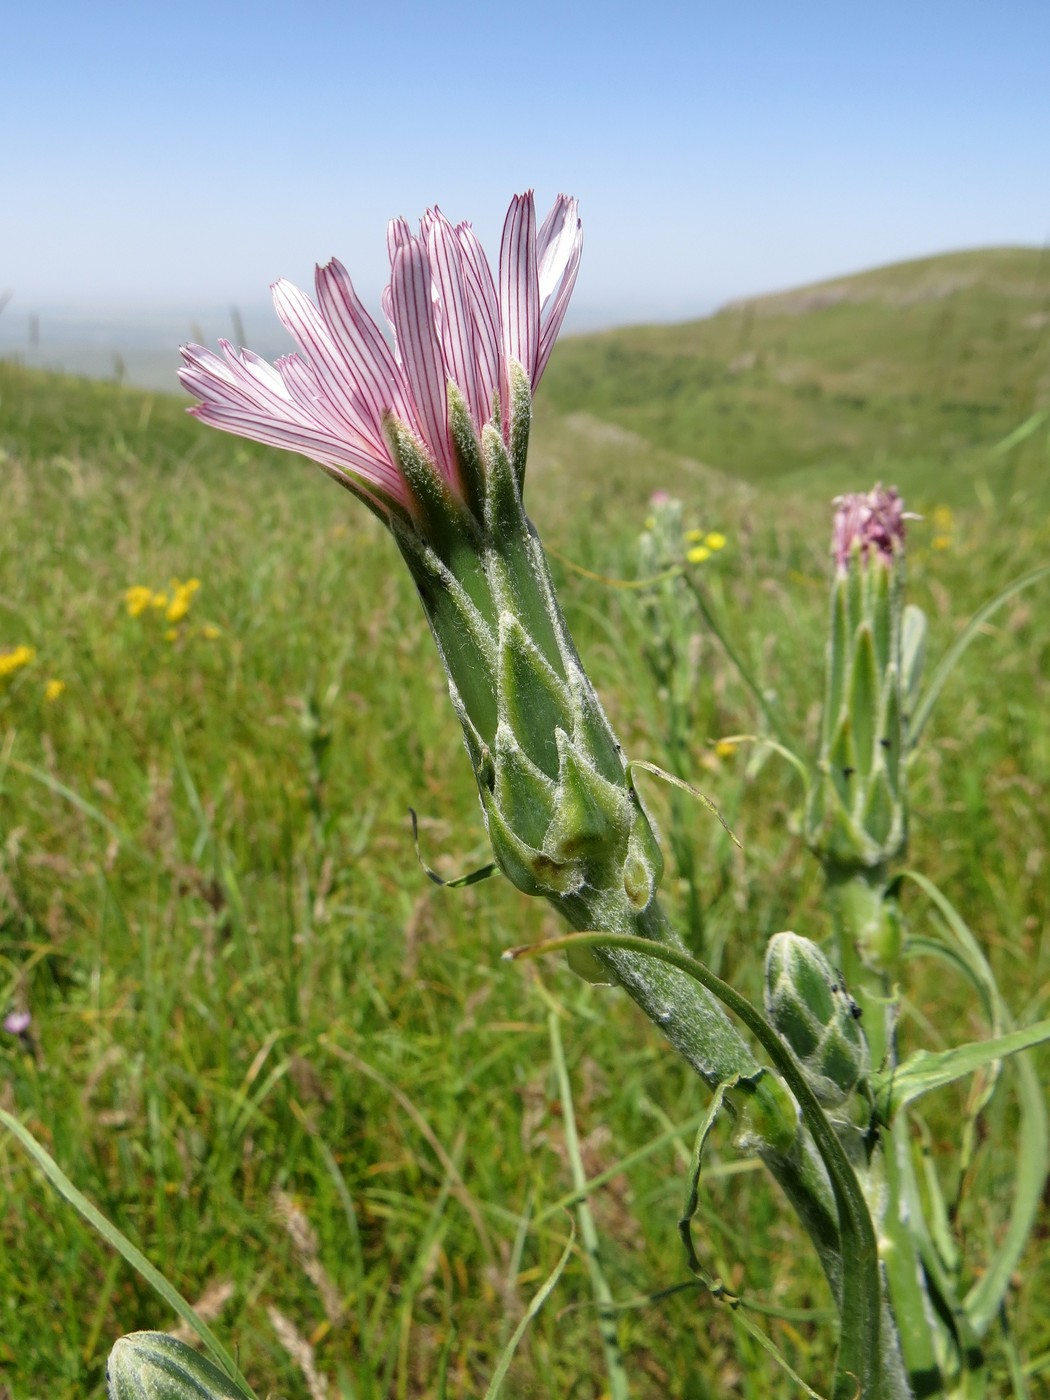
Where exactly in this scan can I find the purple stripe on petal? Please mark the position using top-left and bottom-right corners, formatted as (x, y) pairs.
(499, 193), (539, 387)
(389, 239), (454, 483)
(277, 353), (367, 441)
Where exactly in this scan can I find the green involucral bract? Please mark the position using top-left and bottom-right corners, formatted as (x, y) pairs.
(392, 364), (664, 935)
(806, 539), (907, 875)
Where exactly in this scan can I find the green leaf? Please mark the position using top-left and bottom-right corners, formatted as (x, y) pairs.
(482, 1223), (576, 1400)
(988, 407), (1049, 458)
(899, 871), (1050, 1338)
(873, 1020), (1050, 1120)
(900, 605), (927, 718)
(0, 1111), (255, 1396)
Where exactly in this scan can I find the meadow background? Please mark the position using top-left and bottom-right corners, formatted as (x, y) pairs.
(1, 245), (1049, 1398)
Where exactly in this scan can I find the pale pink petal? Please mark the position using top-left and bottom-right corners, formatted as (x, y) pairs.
(427, 212), (482, 424)
(381, 283), (398, 348)
(499, 192), (539, 384)
(536, 196), (581, 303)
(315, 258), (414, 437)
(455, 222), (501, 417)
(179, 346), (412, 511)
(387, 216), (411, 264)
(186, 399), (404, 498)
(275, 353), (365, 441)
(535, 199), (582, 384)
(271, 279), (383, 448)
(389, 239), (454, 482)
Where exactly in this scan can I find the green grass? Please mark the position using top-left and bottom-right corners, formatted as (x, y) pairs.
(543, 246), (1050, 502)
(0, 258), (1048, 1400)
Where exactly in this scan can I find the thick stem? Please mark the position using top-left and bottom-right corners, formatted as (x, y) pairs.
(830, 871), (944, 1397)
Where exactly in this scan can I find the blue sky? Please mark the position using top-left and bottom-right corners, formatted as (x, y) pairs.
(4, 0), (1049, 332)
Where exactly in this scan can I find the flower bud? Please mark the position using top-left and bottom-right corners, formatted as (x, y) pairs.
(764, 932), (870, 1107)
(107, 1333), (250, 1400)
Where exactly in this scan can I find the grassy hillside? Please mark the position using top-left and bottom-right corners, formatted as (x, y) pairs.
(544, 247), (1050, 501)
(0, 320), (1048, 1399)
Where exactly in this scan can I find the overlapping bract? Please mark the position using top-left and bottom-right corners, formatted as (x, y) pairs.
(178, 193), (581, 519)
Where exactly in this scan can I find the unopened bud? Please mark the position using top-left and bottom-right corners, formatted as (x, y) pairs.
(764, 932), (870, 1107)
(107, 1333), (250, 1400)
(807, 484), (912, 871)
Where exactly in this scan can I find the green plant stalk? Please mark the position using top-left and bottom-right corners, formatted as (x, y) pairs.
(681, 569), (794, 751)
(388, 393), (870, 1361)
(508, 929), (907, 1400)
(828, 874), (949, 1397)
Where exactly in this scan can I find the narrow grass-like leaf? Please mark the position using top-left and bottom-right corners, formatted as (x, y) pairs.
(8, 757), (147, 859)
(908, 564), (1050, 749)
(547, 1011), (630, 1400)
(483, 1220), (576, 1400)
(681, 570), (795, 749)
(408, 807), (497, 887)
(625, 759), (740, 846)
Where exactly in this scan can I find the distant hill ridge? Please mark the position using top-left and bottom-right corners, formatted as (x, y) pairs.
(541, 247), (1050, 498)
(719, 246), (1049, 318)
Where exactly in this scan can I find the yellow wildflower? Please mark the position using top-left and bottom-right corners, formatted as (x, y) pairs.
(714, 739), (738, 759)
(165, 627), (179, 642)
(0, 645), (35, 679)
(200, 624), (221, 640)
(151, 591), (169, 610)
(684, 527), (705, 543)
(125, 586), (153, 618)
(932, 505), (953, 531)
(166, 578), (200, 623)
(687, 545), (711, 565)
(931, 535), (952, 551)
(704, 531), (727, 551)
(644, 515), (656, 531)
(44, 678), (66, 703)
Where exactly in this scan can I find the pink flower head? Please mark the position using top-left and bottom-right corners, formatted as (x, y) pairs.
(179, 192), (582, 522)
(3, 1010), (30, 1036)
(832, 484), (914, 569)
